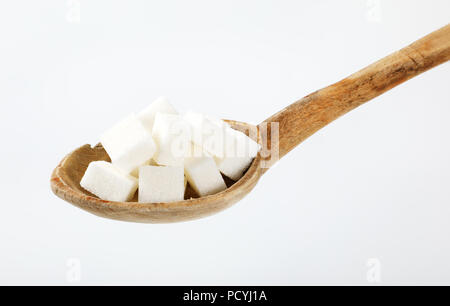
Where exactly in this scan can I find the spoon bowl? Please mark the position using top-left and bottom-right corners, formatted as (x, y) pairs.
(51, 25), (450, 223)
(51, 120), (265, 223)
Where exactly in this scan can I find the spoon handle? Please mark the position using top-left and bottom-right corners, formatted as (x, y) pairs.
(260, 24), (450, 163)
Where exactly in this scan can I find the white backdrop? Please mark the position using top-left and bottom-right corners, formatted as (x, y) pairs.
(0, 1), (449, 285)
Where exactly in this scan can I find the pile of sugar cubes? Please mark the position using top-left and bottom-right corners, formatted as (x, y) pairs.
(80, 97), (260, 203)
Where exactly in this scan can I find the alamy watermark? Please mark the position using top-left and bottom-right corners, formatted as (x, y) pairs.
(159, 118), (280, 170)
(259, 122), (279, 169)
(66, 0), (80, 24)
(66, 258), (82, 283)
(366, 0), (382, 23)
(366, 258), (382, 284)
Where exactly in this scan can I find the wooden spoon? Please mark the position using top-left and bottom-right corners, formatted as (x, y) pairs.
(51, 24), (450, 223)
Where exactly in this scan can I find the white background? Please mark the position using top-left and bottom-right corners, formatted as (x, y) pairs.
(0, 1), (449, 285)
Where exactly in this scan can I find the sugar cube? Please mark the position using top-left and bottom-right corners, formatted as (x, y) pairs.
(183, 114), (260, 180)
(138, 97), (178, 132)
(214, 126), (260, 181)
(139, 165), (185, 203)
(80, 161), (138, 202)
(152, 113), (192, 167)
(100, 114), (156, 175)
(184, 153), (227, 197)
(214, 155), (254, 181)
(183, 111), (226, 158)
(130, 159), (151, 177)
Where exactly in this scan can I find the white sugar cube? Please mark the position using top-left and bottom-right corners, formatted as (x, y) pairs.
(214, 127), (260, 181)
(184, 111), (226, 158)
(138, 165), (185, 203)
(152, 113), (192, 167)
(80, 161), (138, 202)
(214, 155), (254, 181)
(130, 159), (151, 177)
(183, 114), (260, 181)
(100, 114), (157, 175)
(184, 154), (227, 197)
(138, 97), (178, 132)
